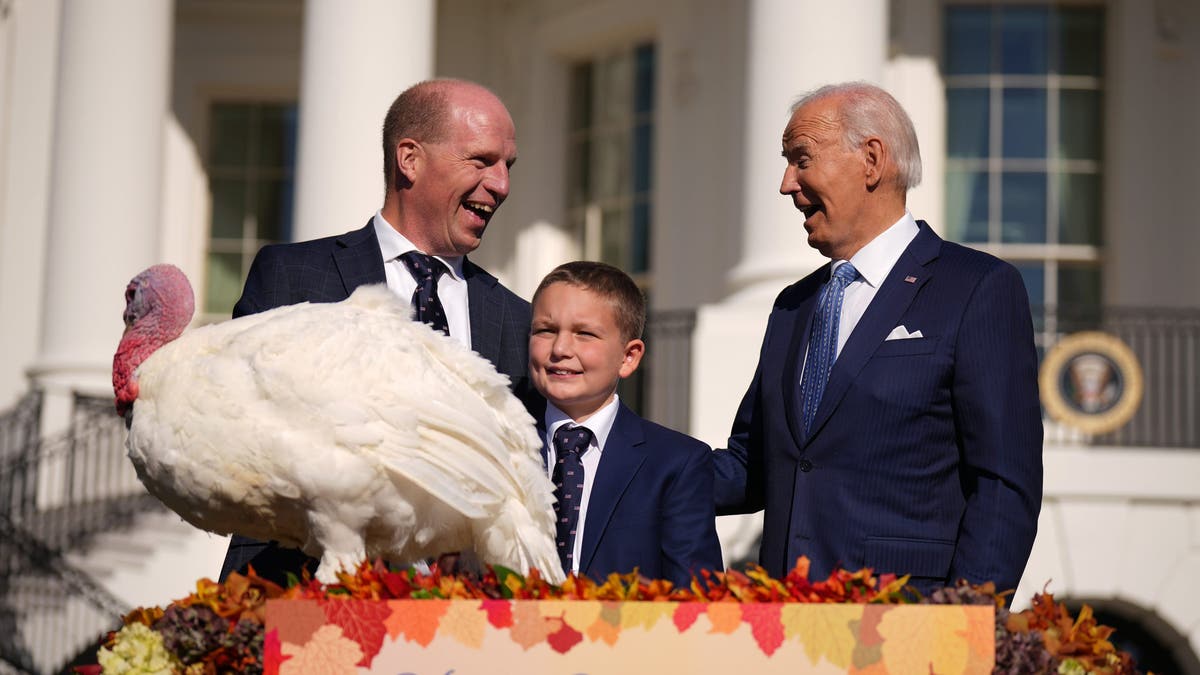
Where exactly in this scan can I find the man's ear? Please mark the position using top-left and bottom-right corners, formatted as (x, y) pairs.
(863, 137), (886, 190)
(618, 339), (646, 379)
(395, 139), (421, 186)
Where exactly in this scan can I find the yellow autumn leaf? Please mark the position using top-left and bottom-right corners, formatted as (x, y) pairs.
(438, 600), (486, 649)
(877, 606), (969, 673)
(556, 600), (603, 633)
(620, 602), (675, 631)
(782, 604), (862, 668)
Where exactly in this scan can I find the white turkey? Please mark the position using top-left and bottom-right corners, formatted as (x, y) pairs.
(112, 263), (563, 584)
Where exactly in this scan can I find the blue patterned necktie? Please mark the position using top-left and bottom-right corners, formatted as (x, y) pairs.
(551, 424), (593, 575)
(798, 262), (860, 435)
(399, 251), (449, 336)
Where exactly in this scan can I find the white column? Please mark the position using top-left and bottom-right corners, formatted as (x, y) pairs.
(726, 0), (889, 302)
(32, 0), (173, 400)
(694, 0), (889, 565)
(292, 0), (434, 241)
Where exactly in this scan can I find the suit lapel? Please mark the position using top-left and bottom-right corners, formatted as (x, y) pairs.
(332, 220), (387, 296)
(465, 260), (504, 365)
(782, 270), (828, 447)
(579, 404), (647, 575)
(805, 223), (942, 442)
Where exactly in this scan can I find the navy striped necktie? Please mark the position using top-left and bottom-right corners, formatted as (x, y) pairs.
(798, 262), (859, 435)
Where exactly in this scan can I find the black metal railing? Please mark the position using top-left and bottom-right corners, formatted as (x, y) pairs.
(0, 392), (154, 675)
(643, 305), (1199, 449)
(0, 512), (126, 675)
(644, 309), (698, 433)
(1037, 305), (1200, 448)
(1, 395), (154, 560)
(0, 392), (40, 519)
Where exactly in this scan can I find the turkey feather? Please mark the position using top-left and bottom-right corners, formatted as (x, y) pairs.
(115, 268), (562, 584)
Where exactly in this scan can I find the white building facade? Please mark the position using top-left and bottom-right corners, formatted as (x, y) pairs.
(1, 0), (1197, 671)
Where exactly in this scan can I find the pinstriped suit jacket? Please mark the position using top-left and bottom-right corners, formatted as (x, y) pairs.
(713, 222), (1043, 597)
(219, 220), (537, 583)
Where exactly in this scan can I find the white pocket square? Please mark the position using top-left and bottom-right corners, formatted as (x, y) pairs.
(885, 325), (923, 341)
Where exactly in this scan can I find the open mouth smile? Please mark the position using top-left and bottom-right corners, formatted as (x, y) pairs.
(463, 200), (495, 221)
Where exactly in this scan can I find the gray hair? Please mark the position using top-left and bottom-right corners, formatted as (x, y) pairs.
(791, 82), (922, 191)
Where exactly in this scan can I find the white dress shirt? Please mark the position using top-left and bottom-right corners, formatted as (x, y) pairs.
(833, 211), (920, 356)
(543, 395), (620, 575)
(372, 210), (472, 350)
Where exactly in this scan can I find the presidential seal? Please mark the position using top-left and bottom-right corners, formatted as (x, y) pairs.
(1039, 331), (1143, 435)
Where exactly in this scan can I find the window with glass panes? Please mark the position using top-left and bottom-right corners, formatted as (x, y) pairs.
(567, 42), (655, 284)
(943, 4), (1104, 334)
(566, 43), (656, 413)
(205, 102), (298, 316)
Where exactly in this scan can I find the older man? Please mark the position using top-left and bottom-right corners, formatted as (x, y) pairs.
(713, 82), (1042, 597)
(220, 79), (535, 583)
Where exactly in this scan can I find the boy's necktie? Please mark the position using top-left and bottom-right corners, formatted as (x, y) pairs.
(798, 262), (859, 436)
(399, 251), (450, 336)
(551, 425), (592, 576)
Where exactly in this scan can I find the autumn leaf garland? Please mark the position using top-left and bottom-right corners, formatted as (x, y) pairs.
(88, 557), (1144, 675)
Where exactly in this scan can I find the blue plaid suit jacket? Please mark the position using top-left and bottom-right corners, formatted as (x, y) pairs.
(219, 220), (536, 583)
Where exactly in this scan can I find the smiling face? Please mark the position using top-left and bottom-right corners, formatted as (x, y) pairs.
(396, 86), (517, 257)
(529, 282), (644, 423)
(780, 95), (881, 260)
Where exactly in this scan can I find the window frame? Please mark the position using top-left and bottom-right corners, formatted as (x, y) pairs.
(942, 2), (1107, 335)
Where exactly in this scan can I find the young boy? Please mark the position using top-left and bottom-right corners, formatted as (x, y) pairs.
(529, 261), (723, 587)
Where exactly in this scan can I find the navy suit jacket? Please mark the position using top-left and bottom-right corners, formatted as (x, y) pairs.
(220, 220), (536, 584)
(543, 402), (724, 588)
(712, 223), (1042, 596)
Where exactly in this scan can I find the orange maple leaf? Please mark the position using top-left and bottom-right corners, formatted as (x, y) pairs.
(961, 606), (995, 675)
(705, 601), (743, 634)
(509, 600), (552, 650)
(382, 599), (449, 647)
(585, 610), (622, 646)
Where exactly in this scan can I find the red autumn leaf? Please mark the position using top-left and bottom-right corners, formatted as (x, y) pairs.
(546, 618), (585, 654)
(262, 628), (290, 675)
(381, 570), (411, 598)
(481, 599), (513, 628)
(267, 600), (327, 647)
(321, 598), (391, 667)
(672, 603), (706, 633)
(740, 602), (784, 656)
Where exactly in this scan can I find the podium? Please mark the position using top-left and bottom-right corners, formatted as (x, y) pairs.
(265, 599), (995, 673)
